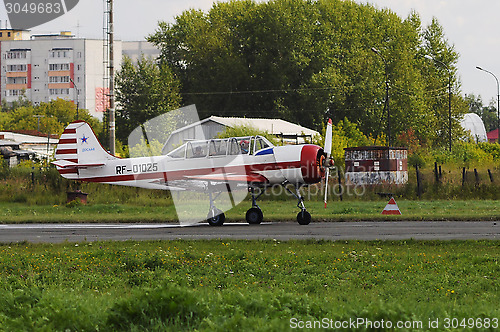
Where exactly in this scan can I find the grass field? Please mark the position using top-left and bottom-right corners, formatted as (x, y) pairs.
(1, 199), (500, 223)
(0, 240), (498, 331)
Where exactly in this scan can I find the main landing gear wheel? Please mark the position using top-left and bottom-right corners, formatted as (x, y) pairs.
(297, 210), (311, 225)
(246, 207), (263, 225)
(207, 208), (225, 226)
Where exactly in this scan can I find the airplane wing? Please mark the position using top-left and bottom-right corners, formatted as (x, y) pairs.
(51, 160), (105, 169)
(184, 173), (268, 183)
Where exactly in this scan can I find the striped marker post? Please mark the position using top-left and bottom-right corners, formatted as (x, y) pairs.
(381, 197), (402, 215)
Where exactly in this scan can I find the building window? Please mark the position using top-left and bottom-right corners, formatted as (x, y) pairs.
(7, 77), (27, 84)
(49, 63), (70, 71)
(7, 51), (27, 59)
(49, 88), (70, 95)
(49, 76), (70, 83)
(7, 64), (27, 72)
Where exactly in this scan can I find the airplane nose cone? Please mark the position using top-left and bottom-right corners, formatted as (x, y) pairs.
(300, 145), (324, 184)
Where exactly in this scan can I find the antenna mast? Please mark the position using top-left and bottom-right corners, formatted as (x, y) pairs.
(104, 0), (115, 154)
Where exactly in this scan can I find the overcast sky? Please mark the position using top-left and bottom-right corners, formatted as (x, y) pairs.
(1, 0), (499, 104)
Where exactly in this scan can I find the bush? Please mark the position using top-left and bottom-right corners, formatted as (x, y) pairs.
(449, 142), (493, 166)
(408, 152), (426, 168)
(477, 142), (500, 161)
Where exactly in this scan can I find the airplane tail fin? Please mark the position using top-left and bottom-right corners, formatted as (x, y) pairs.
(53, 121), (116, 179)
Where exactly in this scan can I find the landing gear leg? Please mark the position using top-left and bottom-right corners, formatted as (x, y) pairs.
(246, 187), (264, 224)
(283, 182), (311, 225)
(206, 185), (225, 226)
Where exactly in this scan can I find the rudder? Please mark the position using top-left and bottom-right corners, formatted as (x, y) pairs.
(54, 121), (116, 178)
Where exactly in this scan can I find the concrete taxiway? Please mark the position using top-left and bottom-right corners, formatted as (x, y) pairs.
(0, 221), (498, 243)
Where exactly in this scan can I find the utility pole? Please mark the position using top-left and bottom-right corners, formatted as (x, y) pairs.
(69, 78), (79, 120)
(108, 0), (115, 155)
(371, 47), (391, 147)
(476, 66), (500, 143)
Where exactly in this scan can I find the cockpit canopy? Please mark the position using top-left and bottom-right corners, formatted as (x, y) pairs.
(167, 136), (274, 159)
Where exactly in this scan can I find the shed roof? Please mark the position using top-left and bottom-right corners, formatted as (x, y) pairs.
(0, 131), (58, 145)
(0, 139), (20, 147)
(208, 116), (320, 137)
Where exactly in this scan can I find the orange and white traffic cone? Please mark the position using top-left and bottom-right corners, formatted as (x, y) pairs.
(381, 197), (402, 215)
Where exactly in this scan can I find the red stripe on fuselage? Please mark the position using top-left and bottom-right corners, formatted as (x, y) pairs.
(75, 160), (304, 184)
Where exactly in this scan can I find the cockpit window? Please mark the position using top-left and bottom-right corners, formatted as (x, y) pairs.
(227, 137), (251, 155)
(209, 139), (228, 156)
(238, 138), (251, 154)
(167, 145), (186, 158)
(186, 141), (208, 158)
(167, 136), (273, 158)
(228, 138), (240, 155)
(254, 136), (271, 153)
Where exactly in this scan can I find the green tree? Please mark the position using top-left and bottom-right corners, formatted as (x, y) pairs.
(0, 98), (100, 136)
(419, 17), (466, 147)
(148, 0), (464, 147)
(115, 55), (181, 144)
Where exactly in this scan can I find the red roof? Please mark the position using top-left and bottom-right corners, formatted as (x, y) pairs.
(487, 129), (499, 141)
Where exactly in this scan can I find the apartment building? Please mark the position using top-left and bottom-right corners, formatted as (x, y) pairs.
(0, 29), (159, 120)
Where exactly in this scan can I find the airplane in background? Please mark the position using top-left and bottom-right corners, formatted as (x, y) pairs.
(52, 119), (334, 226)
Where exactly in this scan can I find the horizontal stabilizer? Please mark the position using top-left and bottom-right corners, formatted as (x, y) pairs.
(51, 160), (105, 169)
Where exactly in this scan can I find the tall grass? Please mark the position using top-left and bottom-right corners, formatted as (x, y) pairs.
(2, 147), (500, 208)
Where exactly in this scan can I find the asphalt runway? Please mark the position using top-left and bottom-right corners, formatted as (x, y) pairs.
(0, 221), (499, 243)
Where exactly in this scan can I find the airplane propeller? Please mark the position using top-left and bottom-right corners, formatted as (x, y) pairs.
(323, 119), (333, 208)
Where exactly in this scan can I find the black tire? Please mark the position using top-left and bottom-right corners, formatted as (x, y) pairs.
(246, 207), (263, 225)
(207, 208), (225, 226)
(297, 210), (311, 225)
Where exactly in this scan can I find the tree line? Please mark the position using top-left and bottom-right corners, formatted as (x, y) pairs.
(2, 0), (495, 153)
(113, 0), (495, 148)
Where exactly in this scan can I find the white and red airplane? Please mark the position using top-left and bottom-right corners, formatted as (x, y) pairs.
(52, 119), (333, 226)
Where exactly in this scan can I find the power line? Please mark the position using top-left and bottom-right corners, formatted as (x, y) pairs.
(180, 86), (337, 96)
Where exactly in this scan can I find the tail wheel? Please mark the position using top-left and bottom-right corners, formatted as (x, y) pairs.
(297, 210), (311, 225)
(246, 208), (263, 225)
(207, 208), (225, 226)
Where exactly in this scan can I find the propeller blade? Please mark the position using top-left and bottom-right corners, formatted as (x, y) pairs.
(324, 167), (330, 208)
(323, 119), (332, 208)
(324, 118), (332, 158)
